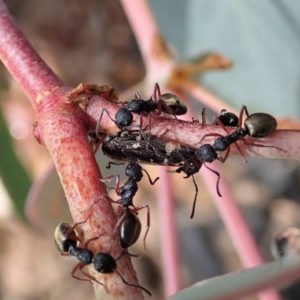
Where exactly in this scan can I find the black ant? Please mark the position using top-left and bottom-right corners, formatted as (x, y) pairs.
(200, 105), (280, 162)
(95, 83), (186, 135)
(103, 161), (159, 249)
(192, 106), (281, 203)
(54, 222), (152, 296)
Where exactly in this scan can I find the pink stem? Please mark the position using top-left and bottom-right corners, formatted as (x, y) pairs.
(202, 165), (280, 300)
(0, 2), (62, 110)
(0, 2), (143, 298)
(120, 0), (182, 295)
(157, 167), (181, 296)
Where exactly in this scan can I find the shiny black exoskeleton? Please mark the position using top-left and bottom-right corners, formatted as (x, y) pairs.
(215, 109), (239, 127)
(96, 83), (186, 135)
(194, 106), (279, 201)
(54, 222), (151, 296)
(210, 107), (278, 156)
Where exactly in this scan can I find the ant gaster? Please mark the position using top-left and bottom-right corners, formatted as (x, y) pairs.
(54, 222), (152, 296)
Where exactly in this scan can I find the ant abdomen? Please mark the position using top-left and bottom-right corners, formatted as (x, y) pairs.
(244, 112), (277, 138)
(119, 211), (142, 248)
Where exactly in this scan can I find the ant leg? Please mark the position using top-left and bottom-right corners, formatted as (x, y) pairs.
(141, 168), (159, 185)
(106, 161), (124, 169)
(200, 132), (223, 144)
(73, 263), (107, 290)
(95, 108), (116, 139)
(238, 105), (250, 127)
(153, 82), (161, 99)
(243, 140), (286, 152)
(71, 263), (93, 284)
(113, 209), (126, 242)
(135, 204), (150, 250)
(114, 251), (128, 261)
(217, 148), (235, 163)
(204, 163), (222, 197)
(115, 270), (152, 296)
(155, 99), (179, 119)
(83, 234), (102, 249)
(66, 211), (95, 244)
(201, 107), (207, 128)
(101, 175), (121, 195)
(189, 175), (199, 219)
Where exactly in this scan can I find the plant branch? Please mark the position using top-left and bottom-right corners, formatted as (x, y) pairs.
(0, 1), (144, 298)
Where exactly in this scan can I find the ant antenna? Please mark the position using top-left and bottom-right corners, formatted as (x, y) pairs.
(142, 167), (159, 185)
(204, 163), (222, 197)
(190, 175), (199, 219)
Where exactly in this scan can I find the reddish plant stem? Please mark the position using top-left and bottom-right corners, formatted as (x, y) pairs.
(156, 167), (181, 296)
(0, 2), (143, 298)
(0, 1), (62, 111)
(1, 1), (299, 299)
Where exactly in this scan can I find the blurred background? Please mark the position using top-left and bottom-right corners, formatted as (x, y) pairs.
(0, 1), (300, 299)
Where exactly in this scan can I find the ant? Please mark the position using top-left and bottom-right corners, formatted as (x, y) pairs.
(103, 161), (159, 249)
(127, 84), (187, 116)
(95, 83), (186, 135)
(54, 222), (152, 296)
(193, 106), (281, 202)
(200, 105), (280, 163)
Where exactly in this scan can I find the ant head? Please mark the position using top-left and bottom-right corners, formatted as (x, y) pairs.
(115, 108), (133, 128)
(244, 112), (277, 138)
(125, 162), (143, 182)
(196, 144), (217, 163)
(218, 109), (239, 127)
(176, 158), (201, 178)
(54, 222), (78, 253)
(161, 93), (187, 115)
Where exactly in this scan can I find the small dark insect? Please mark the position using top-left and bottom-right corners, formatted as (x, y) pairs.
(54, 222), (151, 296)
(202, 105), (280, 163)
(95, 83), (186, 136)
(103, 162), (158, 249)
(189, 105), (281, 206)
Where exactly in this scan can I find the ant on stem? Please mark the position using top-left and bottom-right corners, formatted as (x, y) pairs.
(103, 161), (159, 249)
(199, 105), (281, 164)
(54, 221), (152, 296)
(95, 83), (187, 136)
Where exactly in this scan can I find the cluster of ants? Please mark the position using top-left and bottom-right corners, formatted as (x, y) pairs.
(54, 83), (280, 296)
